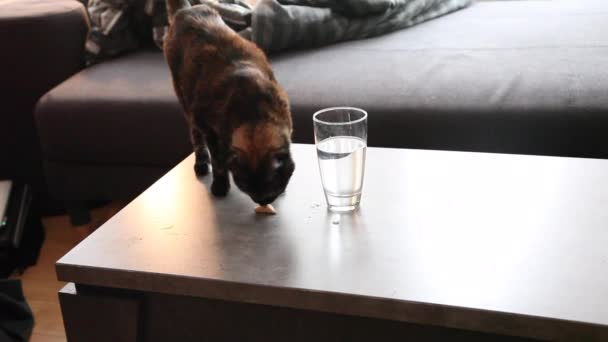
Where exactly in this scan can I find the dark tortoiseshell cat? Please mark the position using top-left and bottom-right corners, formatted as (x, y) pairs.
(164, 0), (295, 205)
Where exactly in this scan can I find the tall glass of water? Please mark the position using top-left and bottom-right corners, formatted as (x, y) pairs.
(313, 107), (367, 212)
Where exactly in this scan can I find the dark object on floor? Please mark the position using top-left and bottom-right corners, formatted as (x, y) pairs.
(0, 279), (34, 342)
(0, 182), (45, 278)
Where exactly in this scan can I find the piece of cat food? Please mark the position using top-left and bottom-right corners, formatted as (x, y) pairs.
(255, 204), (276, 215)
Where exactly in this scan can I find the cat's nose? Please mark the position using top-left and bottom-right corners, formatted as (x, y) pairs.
(252, 194), (276, 206)
(256, 198), (271, 206)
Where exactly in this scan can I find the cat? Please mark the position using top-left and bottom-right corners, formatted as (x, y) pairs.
(164, 0), (295, 206)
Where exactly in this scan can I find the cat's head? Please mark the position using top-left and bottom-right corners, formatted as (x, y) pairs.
(229, 122), (295, 205)
(222, 66), (295, 205)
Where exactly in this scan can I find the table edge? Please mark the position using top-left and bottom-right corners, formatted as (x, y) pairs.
(56, 262), (607, 341)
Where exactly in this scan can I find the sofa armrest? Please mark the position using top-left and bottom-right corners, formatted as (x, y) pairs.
(0, 0), (89, 108)
(0, 0), (89, 196)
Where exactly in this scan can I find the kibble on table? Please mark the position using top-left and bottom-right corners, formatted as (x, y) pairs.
(255, 204), (276, 215)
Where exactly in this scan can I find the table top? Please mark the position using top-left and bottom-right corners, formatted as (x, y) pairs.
(57, 144), (608, 340)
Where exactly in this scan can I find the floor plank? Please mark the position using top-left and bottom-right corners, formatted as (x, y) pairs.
(28, 299), (65, 338)
(29, 333), (67, 342)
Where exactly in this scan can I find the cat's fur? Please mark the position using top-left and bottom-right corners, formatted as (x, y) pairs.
(164, 0), (295, 205)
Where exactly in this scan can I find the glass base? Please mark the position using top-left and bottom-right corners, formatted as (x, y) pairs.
(325, 193), (361, 212)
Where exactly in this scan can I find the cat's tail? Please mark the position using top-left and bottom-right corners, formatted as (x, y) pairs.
(166, 0), (191, 22)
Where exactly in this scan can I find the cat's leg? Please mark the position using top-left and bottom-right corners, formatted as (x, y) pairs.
(205, 130), (230, 197)
(190, 126), (210, 176)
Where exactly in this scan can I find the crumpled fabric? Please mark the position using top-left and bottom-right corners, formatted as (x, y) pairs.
(85, 0), (471, 64)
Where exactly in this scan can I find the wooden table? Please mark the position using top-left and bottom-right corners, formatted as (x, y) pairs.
(56, 144), (608, 341)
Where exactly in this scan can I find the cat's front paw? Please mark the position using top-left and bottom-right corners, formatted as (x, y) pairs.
(194, 162), (209, 176)
(211, 176), (230, 197)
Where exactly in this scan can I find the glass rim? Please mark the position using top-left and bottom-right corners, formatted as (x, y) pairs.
(312, 107), (368, 126)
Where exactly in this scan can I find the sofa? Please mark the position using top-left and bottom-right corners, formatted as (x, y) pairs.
(31, 0), (608, 222)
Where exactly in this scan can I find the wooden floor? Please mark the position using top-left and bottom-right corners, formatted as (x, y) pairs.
(10, 202), (125, 342)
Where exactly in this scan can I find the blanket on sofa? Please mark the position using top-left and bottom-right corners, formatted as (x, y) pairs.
(85, 0), (471, 64)
(215, 0), (472, 53)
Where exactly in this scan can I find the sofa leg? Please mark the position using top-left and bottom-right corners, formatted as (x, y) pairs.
(66, 201), (91, 226)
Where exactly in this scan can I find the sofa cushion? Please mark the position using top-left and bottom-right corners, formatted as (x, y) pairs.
(36, 51), (191, 167)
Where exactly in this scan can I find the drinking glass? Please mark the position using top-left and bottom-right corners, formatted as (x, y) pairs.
(313, 107), (367, 212)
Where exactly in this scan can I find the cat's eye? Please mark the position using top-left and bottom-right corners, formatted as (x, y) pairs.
(273, 153), (289, 170)
(272, 160), (283, 170)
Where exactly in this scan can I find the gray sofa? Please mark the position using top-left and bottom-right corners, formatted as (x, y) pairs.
(34, 0), (608, 222)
